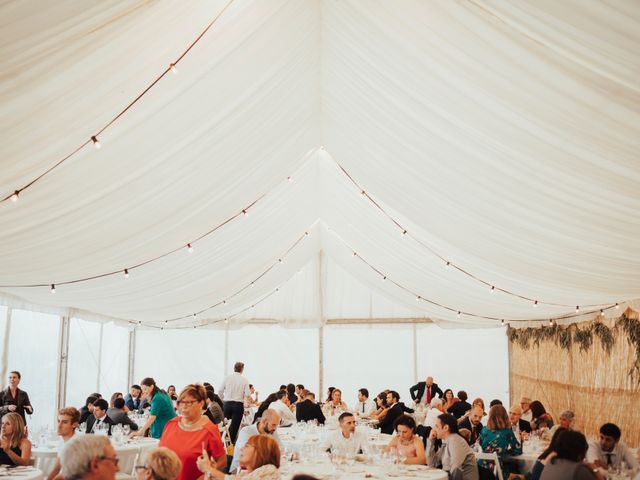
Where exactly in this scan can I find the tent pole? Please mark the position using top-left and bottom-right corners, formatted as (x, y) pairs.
(224, 325), (229, 375)
(318, 250), (326, 399)
(412, 323), (418, 384)
(128, 328), (136, 387)
(56, 316), (70, 413)
(0, 308), (12, 390)
(318, 326), (324, 400)
(96, 322), (104, 393)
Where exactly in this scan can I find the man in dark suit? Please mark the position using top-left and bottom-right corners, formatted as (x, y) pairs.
(296, 390), (325, 425)
(458, 405), (483, 445)
(378, 391), (414, 435)
(85, 398), (115, 435)
(447, 390), (472, 419)
(409, 377), (443, 406)
(508, 404), (531, 439)
(107, 398), (139, 431)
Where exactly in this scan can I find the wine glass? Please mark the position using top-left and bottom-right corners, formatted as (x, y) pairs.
(122, 425), (131, 436)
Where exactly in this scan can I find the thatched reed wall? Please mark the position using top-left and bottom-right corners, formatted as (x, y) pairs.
(508, 310), (640, 448)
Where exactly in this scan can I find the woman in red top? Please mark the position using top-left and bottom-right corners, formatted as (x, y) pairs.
(160, 384), (226, 480)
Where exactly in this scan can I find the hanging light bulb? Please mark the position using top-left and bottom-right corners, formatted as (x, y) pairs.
(169, 63), (178, 74)
(50, 284), (56, 294)
(187, 243), (194, 253)
(549, 319), (554, 326)
(533, 300), (539, 308)
(490, 286), (495, 293)
(360, 190), (366, 197)
(10, 191), (19, 202)
(575, 306), (580, 313)
(287, 176), (293, 182)
(224, 318), (229, 324)
(352, 252), (357, 257)
(223, 300), (227, 305)
(600, 309), (604, 316)
(91, 136), (101, 149)
(193, 313), (197, 318)
(501, 319), (505, 326)
(457, 311), (461, 318)
(382, 275), (386, 281)
(124, 269), (129, 278)
(250, 282), (254, 287)
(615, 303), (619, 310)
(278, 258), (283, 264)
(242, 209), (248, 216)
(445, 261), (450, 268)
(416, 295), (421, 301)
(401, 229), (407, 235)
(304, 231), (309, 236)
(275, 288), (280, 293)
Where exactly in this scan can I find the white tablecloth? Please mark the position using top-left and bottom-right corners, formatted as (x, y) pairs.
(281, 461), (448, 479)
(0, 466), (44, 480)
(31, 437), (159, 477)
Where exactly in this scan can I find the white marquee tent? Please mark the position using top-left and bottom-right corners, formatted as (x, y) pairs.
(1, 0), (639, 430)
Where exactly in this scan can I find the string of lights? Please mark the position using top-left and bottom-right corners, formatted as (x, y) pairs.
(1, 0), (235, 205)
(332, 160), (614, 312)
(328, 228), (619, 325)
(137, 228), (312, 330)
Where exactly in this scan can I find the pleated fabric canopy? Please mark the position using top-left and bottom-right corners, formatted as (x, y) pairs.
(1, 0), (639, 329)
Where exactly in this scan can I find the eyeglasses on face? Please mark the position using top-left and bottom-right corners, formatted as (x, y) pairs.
(177, 400), (198, 407)
(134, 465), (149, 472)
(99, 455), (119, 465)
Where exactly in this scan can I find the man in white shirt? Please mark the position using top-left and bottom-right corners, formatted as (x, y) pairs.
(427, 413), (479, 480)
(47, 407), (80, 480)
(218, 361), (251, 444)
(270, 391), (296, 427)
(587, 423), (639, 475)
(230, 409), (282, 473)
(355, 388), (376, 417)
(519, 397), (532, 423)
(320, 412), (368, 456)
(424, 397), (445, 429)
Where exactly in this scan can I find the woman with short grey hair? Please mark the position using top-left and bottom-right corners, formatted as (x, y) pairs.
(135, 447), (182, 480)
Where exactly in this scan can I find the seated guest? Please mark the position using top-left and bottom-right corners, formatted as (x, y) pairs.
(378, 391), (414, 435)
(204, 390), (224, 425)
(109, 392), (124, 409)
(529, 401), (554, 431)
(270, 391), (296, 427)
(199, 434), (280, 479)
(135, 447), (182, 480)
(410, 376), (443, 406)
(231, 409), (282, 473)
(296, 390), (325, 425)
(324, 387), (335, 405)
(47, 407), (81, 480)
(458, 405), (483, 445)
(107, 397), (139, 431)
(125, 385), (146, 412)
(0, 413), (31, 466)
(427, 413), (479, 480)
(443, 389), (458, 411)
(448, 390), (471, 419)
(489, 399), (503, 408)
(520, 397), (532, 423)
(131, 377), (176, 439)
(86, 399), (115, 435)
(508, 404), (531, 442)
(159, 384), (226, 480)
(370, 392), (389, 421)
(253, 393), (278, 424)
(295, 384), (305, 400)
(286, 384), (297, 405)
(586, 423), (639, 475)
(60, 435), (119, 480)
(546, 410), (578, 440)
(529, 427), (568, 480)
(322, 388), (348, 417)
(385, 415), (426, 465)
(355, 388), (377, 417)
(167, 385), (178, 402)
(320, 412), (368, 455)
(540, 430), (604, 480)
(246, 384), (260, 406)
(79, 395), (99, 424)
(424, 398), (446, 430)
(478, 405), (522, 477)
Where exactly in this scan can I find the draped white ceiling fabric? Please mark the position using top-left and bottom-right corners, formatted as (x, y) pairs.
(1, 0), (639, 329)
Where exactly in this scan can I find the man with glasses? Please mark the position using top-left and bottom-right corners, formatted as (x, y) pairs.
(60, 435), (119, 480)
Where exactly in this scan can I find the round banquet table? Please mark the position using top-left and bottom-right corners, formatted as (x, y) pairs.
(281, 461), (448, 479)
(31, 436), (159, 477)
(0, 466), (44, 479)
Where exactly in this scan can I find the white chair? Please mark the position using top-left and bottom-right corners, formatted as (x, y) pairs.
(476, 451), (504, 480)
(219, 422), (230, 449)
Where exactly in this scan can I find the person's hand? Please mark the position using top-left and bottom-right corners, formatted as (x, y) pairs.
(593, 459), (607, 469)
(197, 444), (211, 473)
(428, 429), (437, 441)
(7, 405), (16, 412)
(129, 430), (142, 439)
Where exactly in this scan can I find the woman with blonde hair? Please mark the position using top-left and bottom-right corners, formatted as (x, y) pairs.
(159, 384), (225, 480)
(478, 405), (521, 477)
(198, 434), (280, 479)
(0, 413), (31, 466)
(135, 447), (182, 480)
